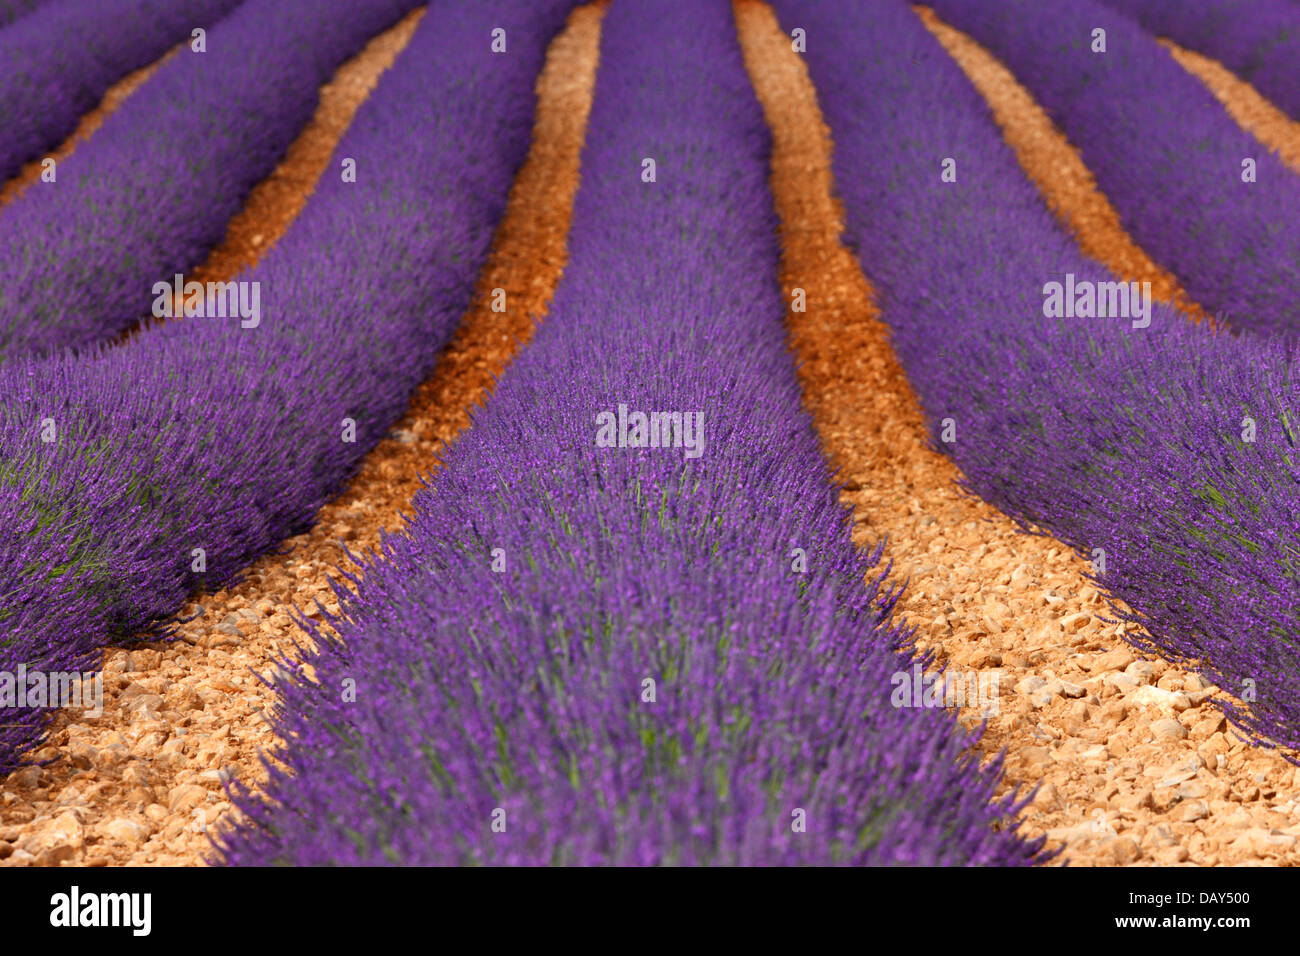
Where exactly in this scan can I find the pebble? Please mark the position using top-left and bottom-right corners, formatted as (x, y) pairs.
(1015, 676), (1046, 695)
(1151, 718), (1188, 740)
(1060, 611), (1090, 631)
(18, 811), (84, 857)
(101, 818), (151, 846)
(10, 767), (45, 789)
(1108, 672), (1140, 692)
(1129, 685), (1190, 712)
(1059, 680), (1085, 699)
(1125, 661), (1157, 685)
(167, 784), (208, 814)
(1155, 846), (1189, 864)
(1193, 715), (1227, 737)
(1230, 828), (1296, 855)
(1094, 648), (1135, 672)
(1178, 780), (1209, 801)
(1032, 783), (1059, 809)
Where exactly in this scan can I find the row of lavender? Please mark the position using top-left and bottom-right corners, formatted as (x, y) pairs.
(0, 0), (241, 184)
(0, 0), (428, 359)
(918, 0), (1300, 338)
(0, 0), (578, 772)
(1101, 0), (1300, 124)
(218, 0), (1043, 867)
(769, 0), (1300, 750)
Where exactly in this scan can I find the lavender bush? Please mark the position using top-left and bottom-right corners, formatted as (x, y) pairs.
(0, 0), (422, 358)
(0, 0), (576, 771)
(926, 0), (1300, 337)
(770, 0), (1300, 751)
(217, 0), (1045, 867)
(1101, 0), (1300, 122)
(0, 0), (242, 183)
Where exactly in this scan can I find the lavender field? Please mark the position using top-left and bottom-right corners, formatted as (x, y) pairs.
(0, 0), (1298, 884)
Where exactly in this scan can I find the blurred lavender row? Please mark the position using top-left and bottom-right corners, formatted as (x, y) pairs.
(0, 0), (54, 29)
(0, 0), (242, 183)
(926, 0), (1300, 338)
(0, 0), (421, 358)
(1101, 0), (1300, 123)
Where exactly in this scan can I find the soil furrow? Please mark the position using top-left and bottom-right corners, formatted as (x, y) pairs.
(0, 0), (604, 867)
(735, 0), (1300, 867)
(915, 5), (1210, 323)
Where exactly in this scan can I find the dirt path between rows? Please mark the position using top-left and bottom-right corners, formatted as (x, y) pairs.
(0, 0), (605, 867)
(0, 45), (181, 208)
(1159, 38), (1300, 177)
(736, 0), (1300, 866)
